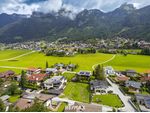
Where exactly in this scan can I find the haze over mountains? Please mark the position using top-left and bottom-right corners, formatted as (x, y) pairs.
(0, 3), (150, 43)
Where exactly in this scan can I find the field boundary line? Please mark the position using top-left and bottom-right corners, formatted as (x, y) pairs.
(0, 66), (27, 70)
(92, 54), (116, 70)
(0, 51), (35, 61)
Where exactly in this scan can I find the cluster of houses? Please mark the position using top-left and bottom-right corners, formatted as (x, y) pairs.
(105, 66), (150, 111)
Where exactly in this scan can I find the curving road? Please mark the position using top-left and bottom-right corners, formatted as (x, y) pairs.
(106, 78), (136, 112)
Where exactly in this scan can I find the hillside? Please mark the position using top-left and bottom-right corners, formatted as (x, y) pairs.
(0, 3), (150, 43)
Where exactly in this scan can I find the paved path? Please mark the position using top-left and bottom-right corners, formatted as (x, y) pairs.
(0, 51), (35, 61)
(106, 78), (136, 112)
(62, 71), (77, 74)
(92, 55), (116, 70)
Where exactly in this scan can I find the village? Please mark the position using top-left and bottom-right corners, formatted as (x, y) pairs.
(0, 38), (150, 112)
(0, 59), (150, 112)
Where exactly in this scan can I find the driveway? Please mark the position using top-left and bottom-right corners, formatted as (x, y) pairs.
(106, 78), (136, 112)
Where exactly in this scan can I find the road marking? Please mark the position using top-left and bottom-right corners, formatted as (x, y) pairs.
(0, 51), (35, 61)
(92, 55), (116, 70)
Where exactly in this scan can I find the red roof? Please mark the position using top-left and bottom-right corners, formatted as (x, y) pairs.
(27, 67), (39, 71)
(141, 76), (150, 82)
(28, 74), (47, 82)
(145, 70), (150, 74)
(116, 75), (130, 81)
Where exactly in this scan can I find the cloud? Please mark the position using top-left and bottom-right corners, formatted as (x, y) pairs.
(0, 0), (150, 16)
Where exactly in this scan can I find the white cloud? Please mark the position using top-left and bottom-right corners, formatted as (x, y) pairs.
(0, 0), (150, 16)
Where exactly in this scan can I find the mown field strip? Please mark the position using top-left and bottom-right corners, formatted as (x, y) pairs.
(0, 51), (35, 61)
(92, 55), (116, 70)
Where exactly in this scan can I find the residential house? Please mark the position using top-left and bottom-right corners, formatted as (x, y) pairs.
(55, 64), (64, 69)
(125, 70), (137, 77)
(15, 98), (34, 110)
(115, 75), (130, 82)
(90, 80), (113, 94)
(105, 66), (116, 76)
(67, 64), (76, 71)
(65, 102), (102, 112)
(26, 67), (41, 75)
(46, 68), (58, 75)
(0, 95), (11, 111)
(76, 71), (92, 80)
(28, 73), (48, 85)
(135, 94), (150, 111)
(140, 76), (150, 84)
(15, 92), (55, 110)
(0, 70), (15, 78)
(144, 70), (150, 76)
(43, 76), (67, 90)
(125, 81), (141, 93)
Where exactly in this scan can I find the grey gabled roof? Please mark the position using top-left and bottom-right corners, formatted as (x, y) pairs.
(125, 80), (141, 89)
(135, 94), (150, 108)
(126, 70), (136, 73)
(90, 80), (108, 89)
(44, 76), (64, 84)
(0, 95), (10, 101)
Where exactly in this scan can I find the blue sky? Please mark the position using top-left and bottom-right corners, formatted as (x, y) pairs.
(0, 0), (150, 15)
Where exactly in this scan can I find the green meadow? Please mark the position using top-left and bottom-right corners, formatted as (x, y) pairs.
(0, 50), (113, 73)
(61, 82), (90, 103)
(0, 50), (150, 73)
(105, 54), (150, 72)
(0, 50), (29, 60)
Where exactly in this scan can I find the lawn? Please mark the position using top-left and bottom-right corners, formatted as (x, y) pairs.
(105, 54), (150, 72)
(92, 94), (123, 108)
(62, 72), (76, 81)
(9, 95), (20, 103)
(61, 82), (90, 103)
(57, 102), (68, 112)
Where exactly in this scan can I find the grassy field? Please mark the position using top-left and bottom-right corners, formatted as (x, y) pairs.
(61, 82), (90, 103)
(0, 50), (30, 60)
(0, 51), (113, 73)
(62, 72), (76, 81)
(105, 54), (150, 72)
(0, 50), (150, 73)
(92, 94), (123, 108)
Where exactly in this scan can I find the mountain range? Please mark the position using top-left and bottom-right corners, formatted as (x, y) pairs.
(0, 3), (150, 43)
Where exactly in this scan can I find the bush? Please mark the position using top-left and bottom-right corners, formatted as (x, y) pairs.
(108, 90), (113, 94)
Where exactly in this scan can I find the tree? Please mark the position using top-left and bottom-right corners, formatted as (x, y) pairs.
(0, 78), (4, 86)
(100, 65), (105, 80)
(141, 48), (150, 55)
(0, 99), (5, 112)
(94, 65), (105, 80)
(6, 82), (21, 95)
(46, 61), (49, 68)
(94, 65), (101, 80)
(19, 70), (27, 89)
